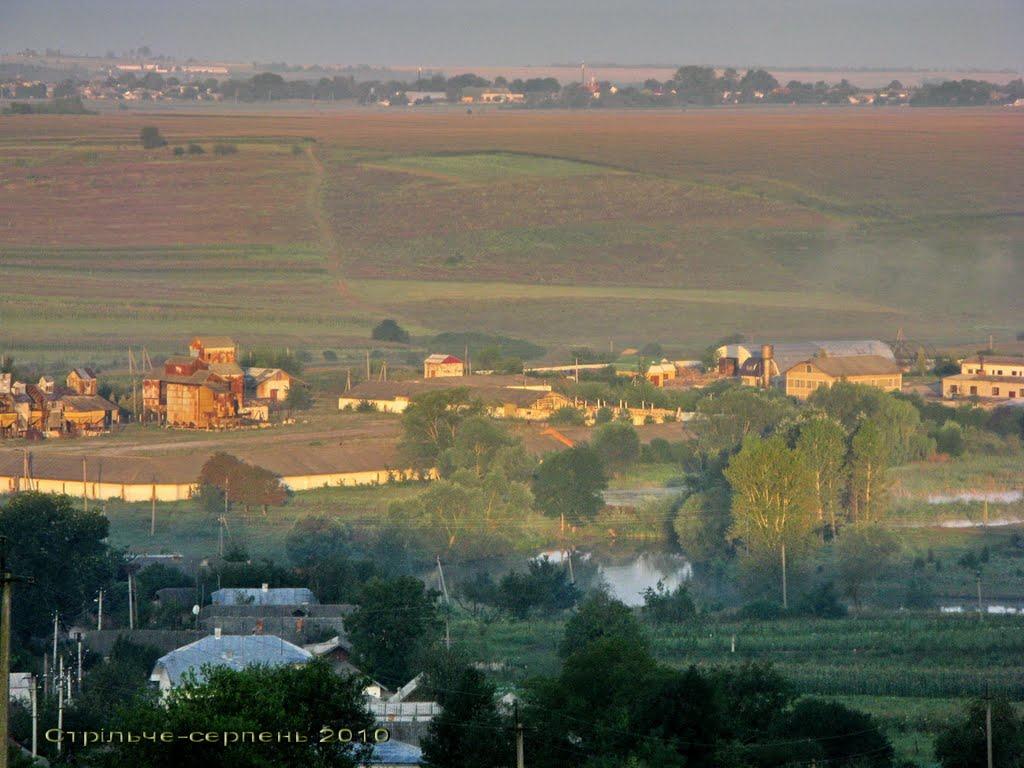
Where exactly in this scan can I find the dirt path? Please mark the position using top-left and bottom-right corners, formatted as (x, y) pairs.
(305, 145), (366, 308)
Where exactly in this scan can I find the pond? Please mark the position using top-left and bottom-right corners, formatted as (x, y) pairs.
(536, 549), (693, 607)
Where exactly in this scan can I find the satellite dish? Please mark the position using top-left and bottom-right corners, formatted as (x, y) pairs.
(192, 604), (200, 616)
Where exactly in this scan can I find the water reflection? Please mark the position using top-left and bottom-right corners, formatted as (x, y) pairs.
(536, 549), (692, 607)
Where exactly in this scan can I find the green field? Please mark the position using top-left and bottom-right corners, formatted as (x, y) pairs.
(0, 110), (1020, 365)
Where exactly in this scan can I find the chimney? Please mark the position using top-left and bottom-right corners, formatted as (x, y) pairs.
(261, 583), (269, 592)
(760, 344), (774, 389)
(214, 627), (222, 639)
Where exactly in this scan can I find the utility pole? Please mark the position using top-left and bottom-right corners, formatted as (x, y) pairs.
(977, 570), (984, 619)
(96, 589), (104, 630)
(76, 634), (83, 691)
(82, 456), (88, 511)
(56, 657), (64, 755)
(436, 557), (451, 650)
(52, 611), (59, 667)
(0, 536), (32, 768)
(515, 702), (525, 768)
(128, 570), (135, 630)
(780, 543), (788, 610)
(985, 691), (994, 768)
(30, 675), (37, 758)
(150, 477), (157, 536)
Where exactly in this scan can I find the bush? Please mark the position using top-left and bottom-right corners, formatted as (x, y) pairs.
(796, 581), (848, 618)
(140, 126), (167, 149)
(738, 599), (785, 620)
(187, 143), (205, 154)
(291, 144), (304, 156)
(497, 558), (578, 619)
(594, 406), (614, 424)
(172, 146), (185, 156)
(592, 421), (640, 473)
(641, 581), (696, 624)
(372, 318), (410, 344)
(322, 350), (338, 361)
(549, 406), (586, 426)
(213, 143), (238, 155)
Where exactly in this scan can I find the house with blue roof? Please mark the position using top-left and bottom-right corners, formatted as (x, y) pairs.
(149, 629), (312, 694)
(362, 739), (423, 766)
(210, 584), (318, 606)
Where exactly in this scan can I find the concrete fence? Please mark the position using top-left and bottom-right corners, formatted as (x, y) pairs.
(0, 466), (433, 503)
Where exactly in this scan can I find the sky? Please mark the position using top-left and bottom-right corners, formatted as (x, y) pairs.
(2, 0), (1021, 72)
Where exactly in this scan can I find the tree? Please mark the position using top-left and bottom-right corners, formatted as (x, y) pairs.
(421, 665), (510, 768)
(199, 453), (287, 514)
(531, 445), (607, 527)
(371, 318), (410, 343)
(849, 418), (891, 523)
(672, 484), (733, 563)
(346, 576), (442, 686)
(90, 660), (373, 768)
(0, 492), (115, 640)
(724, 435), (817, 609)
(439, 415), (514, 477)
(834, 524), (899, 609)
(935, 696), (1024, 768)
(497, 558), (578, 619)
(399, 388), (483, 470)
(694, 387), (797, 458)
(641, 581), (696, 624)
(794, 416), (847, 537)
(559, 590), (647, 658)
(762, 698), (894, 767)
(139, 125), (166, 148)
(283, 381), (312, 411)
(591, 421), (640, 474)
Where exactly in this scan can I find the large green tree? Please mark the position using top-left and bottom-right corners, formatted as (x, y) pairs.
(794, 416), (847, 538)
(531, 445), (607, 527)
(421, 664), (509, 768)
(0, 492), (115, 640)
(849, 418), (891, 523)
(88, 660), (373, 768)
(934, 696), (1024, 768)
(346, 576), (442, 686)
(724, 435), (817, 608)
(591, 421), (640, 475)
(399, 388), (483, 470)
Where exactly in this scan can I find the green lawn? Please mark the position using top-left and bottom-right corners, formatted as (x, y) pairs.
(365, 152), (613, 182)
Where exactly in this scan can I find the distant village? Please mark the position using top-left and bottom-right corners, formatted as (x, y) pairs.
(2, 333), (1021, 441)
(3, 57), (1024, 110)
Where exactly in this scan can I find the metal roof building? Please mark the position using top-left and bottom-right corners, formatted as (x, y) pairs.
(211, 586), (319, 606)
(150, 632), (312, 693)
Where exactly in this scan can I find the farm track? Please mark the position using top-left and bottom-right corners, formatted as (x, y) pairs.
(305, 145), (369, 310)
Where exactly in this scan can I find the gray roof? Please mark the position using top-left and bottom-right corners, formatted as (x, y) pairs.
(211, 587), (319, 606)
(750, 340), (895, 376)
(152, 634), (312, 687)
(797, 355), (900, 377)
(365, 740), (423, 766)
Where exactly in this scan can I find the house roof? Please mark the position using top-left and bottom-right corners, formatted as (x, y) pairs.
(59, 394), (119, 412)
(151, 634), (312, 687)
(364, 740), (423, 766)
(343, 379), (559, 407)
(962, 355), (1024, 366)
(424, 354), (463, 365)
(191, 336), (237, 349)
(245, 367), (291, 385)
(792, 355), (900, 377)
(211, 587), (319, 606)
(208, 362), (244, 377)
(70, 367), (97, 380)
(156, 369), (231, 392)
(724, 340), (895, 376)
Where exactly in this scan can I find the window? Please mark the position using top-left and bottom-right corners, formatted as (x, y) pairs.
(992, 387), (1000, 396)
(970, 386), (978, 395)
(1010, 391), (1017, 399)
(950, 385), (959, 395)
(805, 365), (812, 373)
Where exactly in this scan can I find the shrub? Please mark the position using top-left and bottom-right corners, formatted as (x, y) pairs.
(594, 406), (614, 424)
(172, 146), (185, 156)
(140, 126), (167, 149)
(641, 581), (696, 624)
(738, 599), (784, 620)
(549, 406), (586, 426)
(213, 143), (238, 155)
(322, 350), (338, 361)
(291, 144), (304, 156)
(796, 581), (848, 618)
(371, 318), (410, 344)
(497, 558), (577, 619)
(187, 143), (205, 154)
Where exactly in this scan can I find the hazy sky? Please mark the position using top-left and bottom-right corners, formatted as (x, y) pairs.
(2, 0), (1021, 71)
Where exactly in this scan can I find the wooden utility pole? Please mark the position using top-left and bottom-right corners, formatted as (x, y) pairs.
(82, 456), (88, 511)
(96, 588), (103, 630)
(30, 676), (37, 758)
(56, 657), (64, 755)
(128, 571), (135, 630)
(515, 702), (525, 768)
(985, 692), (994, 768)
(0, 536), (32, 768)
(436, 556), (451, 650)
(780, 543), (788, 610)
(150, 477), (157, 536)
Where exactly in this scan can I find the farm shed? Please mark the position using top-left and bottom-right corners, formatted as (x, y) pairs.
(784, 355), (902, 399)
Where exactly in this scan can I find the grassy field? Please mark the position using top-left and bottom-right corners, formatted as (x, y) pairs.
(1, 109), (1020, 364)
